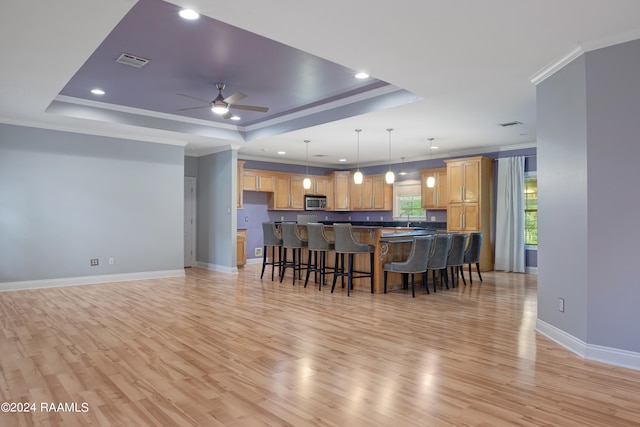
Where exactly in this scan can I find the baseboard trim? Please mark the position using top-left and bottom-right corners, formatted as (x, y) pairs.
(246, 258), (262, 265)
(525, 266), (538, 275)
(536, 319), (640, 371)
(0, 269), (185, 292)
(196, 261), (237, 274)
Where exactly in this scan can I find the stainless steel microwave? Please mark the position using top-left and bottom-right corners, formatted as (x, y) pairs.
(304, 195), (327, 211)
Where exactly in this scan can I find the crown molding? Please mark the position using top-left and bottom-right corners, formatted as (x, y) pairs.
(530, 28), (640, 85)
(530, 45), (585, 86)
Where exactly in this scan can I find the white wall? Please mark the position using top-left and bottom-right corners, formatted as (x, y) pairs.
(196, 149), (238, 272)
(0, 124), (184, 285)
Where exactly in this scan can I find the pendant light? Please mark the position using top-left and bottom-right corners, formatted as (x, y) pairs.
(399, 157), (408, 176)
(385, 128), (395, 184)
(353, 129), (363, 184)
(303, 140), (312, 190)
(426, 138), (436, 188)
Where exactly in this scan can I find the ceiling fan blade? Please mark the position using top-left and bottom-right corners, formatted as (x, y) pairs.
(177, 93), (211, 104)
(223, 91), (247, 105)
(230, 104), (269, 113)
(177, 105), (210, 111)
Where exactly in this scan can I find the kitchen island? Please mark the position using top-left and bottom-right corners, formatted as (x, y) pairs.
(293, 223), (443, 294)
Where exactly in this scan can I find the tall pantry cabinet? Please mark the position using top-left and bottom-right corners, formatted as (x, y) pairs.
(444, 156), (494, 271)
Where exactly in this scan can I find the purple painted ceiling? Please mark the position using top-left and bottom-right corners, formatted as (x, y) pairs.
(58, 0), (409, 134)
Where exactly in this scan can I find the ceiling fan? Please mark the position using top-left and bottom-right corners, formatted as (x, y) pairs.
(177, 83), (269, 119)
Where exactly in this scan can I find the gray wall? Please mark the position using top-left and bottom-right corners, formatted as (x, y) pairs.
(197, 149), (238, 270)
(537, 56), (589, 341)
(537, 39), (640, 352)
(0, 124), (184, 283)
(585, 40), (640, 351)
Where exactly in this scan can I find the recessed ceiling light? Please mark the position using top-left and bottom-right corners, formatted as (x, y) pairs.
(90, 88), (105, 95)
(339, 158), (347, 162)
(355, 72), (369, 79)
(277, 151), (286, 155)
(179, 9), (200, 20)
(431, 146), (439, 149)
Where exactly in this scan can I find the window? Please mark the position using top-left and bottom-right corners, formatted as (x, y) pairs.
(524, 173), (537, 246)
(393, 180), (425, 220)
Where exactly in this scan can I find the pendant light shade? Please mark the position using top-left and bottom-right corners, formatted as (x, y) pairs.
(426, 137), (436, 188)
(399, 157), (408, 176)
(303, 140), (312, 190)
(353, 129), (363, 184)
(385, 128), (395, 184)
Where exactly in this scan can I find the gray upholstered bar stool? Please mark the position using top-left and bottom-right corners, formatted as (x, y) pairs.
(445, 233), (468, 287)
(331, 223), (375, 296)
(463, 232), (483, 284)
(304, 223), (336, 290)
(260, 222), (283, 281)
(383, 235), (434, 297)
(426, 233), (452, 292)
(279, 222), (308, 286)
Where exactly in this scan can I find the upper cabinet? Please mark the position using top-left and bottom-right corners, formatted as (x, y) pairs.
(447, 159), (481, 203)
(327, 171), (350, 211)
(270, 173), (305, 210)
(420, 167), (448, 210)
(237, 161), (245, 209)
(243, 169), (276, 192)
(304, 176), (330, 196)
(350, 174), (392, 211)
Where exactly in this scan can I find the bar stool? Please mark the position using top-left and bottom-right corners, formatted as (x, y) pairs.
(304, 223), (336, 290)
(279, 222), (308, 286)
(463, 232), (483, 284)
(331, 223), (374, 296)
(445, 233), (468, 287)
(260, 222), (283, 281)
(383, 235), (434, 297)
(426, 233), (452, 292)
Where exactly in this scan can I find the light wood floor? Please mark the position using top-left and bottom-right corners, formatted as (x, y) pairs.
(1, 266), (640, 426)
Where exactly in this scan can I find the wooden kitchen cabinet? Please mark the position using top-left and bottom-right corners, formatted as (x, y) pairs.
(447, 159), (481, 203)
(420, 167), (448, 209)
(271, 173), (305, 210)
(237, 161), (245, 209)
(350, 174), (391, 210)
(327, 171), (350, 211)
(445, 156), (494, 270)
(243, 169), (276, 192)
(304, 176), (329, 196)
(237, 229), (246, 267)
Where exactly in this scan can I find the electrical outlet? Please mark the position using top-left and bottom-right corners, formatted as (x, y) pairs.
(380, 216), (384, 221)
(244, 216), (249, 222)
(366, 216), (370, 221)
(109, 258), (114, 265)
(255, 248), (262, 257)
(348, 216), (351, 220)
(280, 216), (284, 221)
(558, 298), (565, 312)
(90, 258), (99, 266)
(325, 215), (328, 220)
(431, 216), (437, 221)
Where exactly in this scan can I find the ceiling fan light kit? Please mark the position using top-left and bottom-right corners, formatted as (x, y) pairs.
(178, 82), (268, 119)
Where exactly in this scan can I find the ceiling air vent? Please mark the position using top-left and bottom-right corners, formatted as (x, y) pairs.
(116, 53), (150, 68)
(498, 121), (523, 127)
